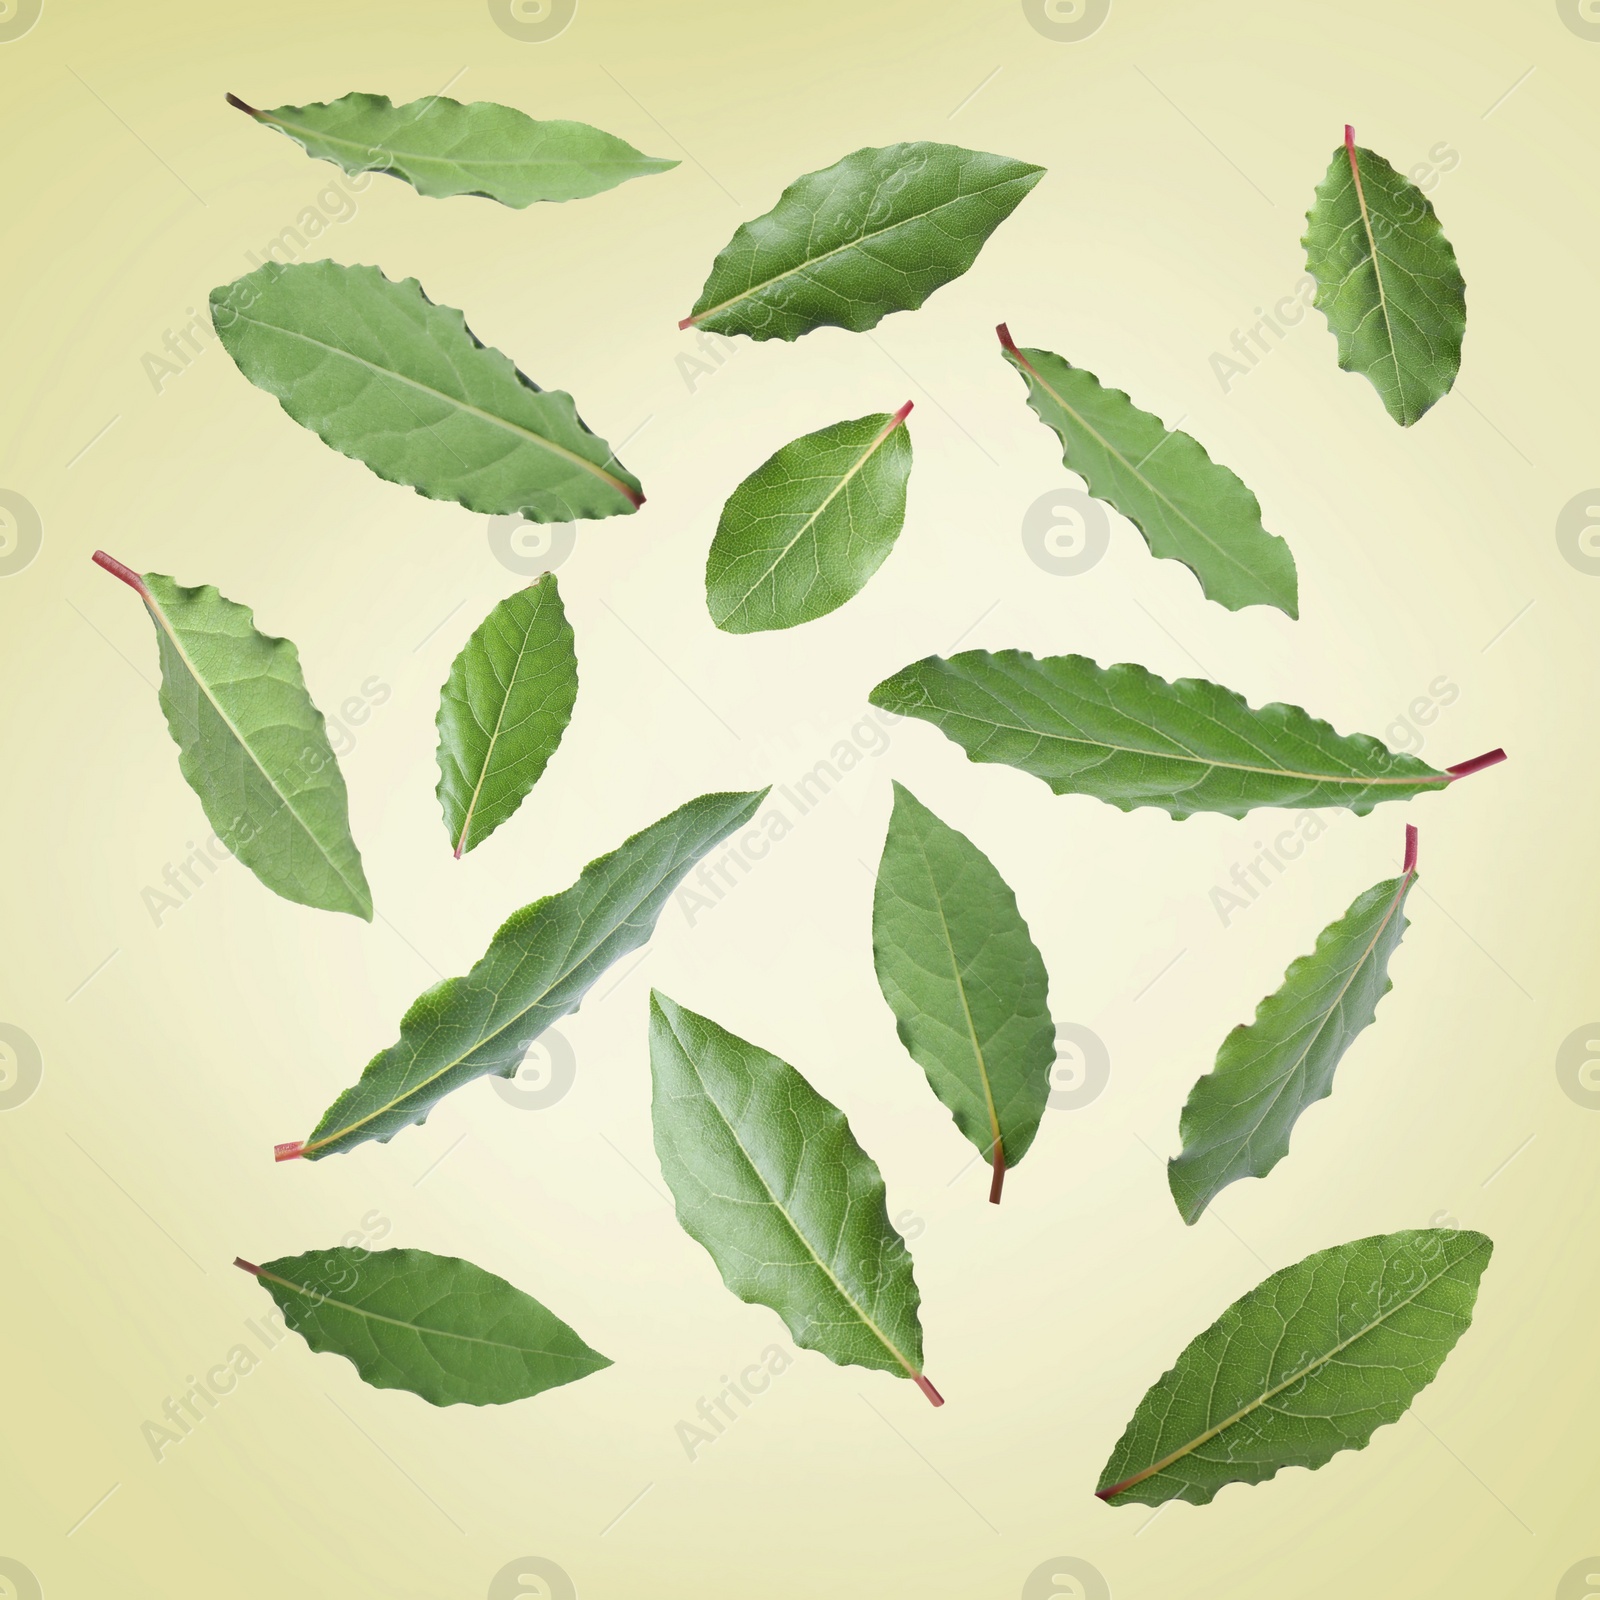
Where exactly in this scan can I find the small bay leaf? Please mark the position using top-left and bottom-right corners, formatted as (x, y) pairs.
(436, 575), (578, 857)
(235, 1248), (609, 1405)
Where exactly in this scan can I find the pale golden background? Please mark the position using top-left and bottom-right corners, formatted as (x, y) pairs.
(1, 0), (1595, 1595)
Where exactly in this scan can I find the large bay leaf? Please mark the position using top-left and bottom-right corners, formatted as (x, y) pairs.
(1097, 1228), (1492, 1506)
(211, 260), (643, 522)
(285, 789), (767, 1159)
(436, 575), (577, 857)
(1169, 827), (1418, 1224)
(705, 403), (913, 632)
(227, 91), (676, 206)
(869, 649), (1505, 820)
(1302, 127), (1466, 426)
(235, 1248), (609, 1405)
(997, 325), (1297, 616)
(872, 783), (1054, 1203)
(649, 992), (939, 1403)
(680, 142), (1044, 341)
(94, 551), (371, 920)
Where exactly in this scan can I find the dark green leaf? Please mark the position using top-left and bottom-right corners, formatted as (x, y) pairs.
(998, 325), (1297, 616)
(1170, 828), (1418, 1223)
(229, 91), (676, 206)
(868, 649), (1487, 820)
(1097, 1228), (1492, 1506)
(211, 260), (643, 522)
(236, 1248), (609, 1405)
(436, 575), (578, 856)
(1302, 127), (1466, 426)
(705, 404), (913, 632)
(288, 789), (768, 1159)
(649, 992), (939, 1401)
(872, 783), (1054, 1202)
(94, 551), (370, 920)
(681, 142), (1044, 341)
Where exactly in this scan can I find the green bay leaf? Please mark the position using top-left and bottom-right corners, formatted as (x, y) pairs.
(1302, 127), (1466, 427)
(289, 788), (767, 1159)
(436, 575), (578, 857)
(868, 649), (1503, 820)
(706, 403), (913, 632)
(94, 552), (370, 920)
(998, 326), (1297, 616)
(649, 992), (939, 1401)
(228, 91), (676, 207)
(1097, 1228), (1492, 1507)
(1169, 828), (1418, 1224)
(211, 260), (643, 522)
(872, 783), (1054, 1203)
(681, 141), (1044, 341)
(237, 1248), (609, 1406)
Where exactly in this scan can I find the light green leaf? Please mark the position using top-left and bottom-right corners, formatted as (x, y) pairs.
(288, 789), (768, 1159)
(705, 404), (913, 632)
(236, 1248), (609, 1406)
(94, 551), (370, 920)
(649, 992), (939, 1402)
(997, 325), (1297, 616)
(1096, 1228), (1492, 1507)
(1169, 828), (1418, 1224)
(1302, 127), (1466, 426)
(436, 575), (577, 857)
(211, 260), (643, 522)
(868, 649), (1501, 820)
(680, 142), (1044, 341)
(872, 783), (1054, 1203)
(228, 91), (677, 207)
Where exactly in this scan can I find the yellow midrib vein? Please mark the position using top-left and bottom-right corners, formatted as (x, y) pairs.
(1345, 138), (1409, 425)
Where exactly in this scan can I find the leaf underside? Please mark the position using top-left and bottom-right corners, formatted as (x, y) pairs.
(136, 571), (371, 919)
(868, 649), (1449, 819)
(1302, 139), (1466, 426)
(243, 91), (677, 206)
(1000, 337), (1298, 616)
(649, 992), (927, 1383)
(210, 260), (642, 522)
(249, 1247), (610, 1406)
(1097, 1228), (1492, 1506)
(1169, 864), (1415, 1224)
(705, 409), (912, 632)
(299, 788), (768, 1157)
(684, 141), (1044, 340)
(436, 575), (578, 855)
(872, 782), (1054, 1189)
